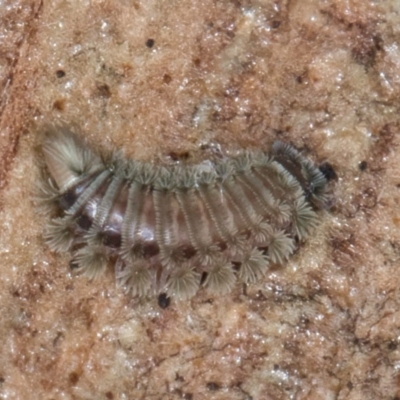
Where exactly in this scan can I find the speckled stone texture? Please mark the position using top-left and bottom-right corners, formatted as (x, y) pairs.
(1, 0), (400, 399)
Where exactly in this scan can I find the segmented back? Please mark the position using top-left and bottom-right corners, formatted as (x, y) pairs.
(37, 127), (330, 300)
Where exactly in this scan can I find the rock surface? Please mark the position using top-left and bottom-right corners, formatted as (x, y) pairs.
(1, 1), (400, 399)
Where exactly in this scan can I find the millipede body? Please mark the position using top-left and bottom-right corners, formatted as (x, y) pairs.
(37, 126), (330, 300)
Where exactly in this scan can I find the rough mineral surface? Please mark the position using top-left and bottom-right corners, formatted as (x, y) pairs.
(1, 0), (400, 399)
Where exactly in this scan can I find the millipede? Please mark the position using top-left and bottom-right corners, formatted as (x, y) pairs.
(36, 126), (331, 301)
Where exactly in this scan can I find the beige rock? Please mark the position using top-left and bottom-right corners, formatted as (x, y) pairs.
(1, 0), (400, 399)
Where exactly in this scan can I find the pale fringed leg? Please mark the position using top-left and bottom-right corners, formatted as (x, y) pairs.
(44, 216), (76, 253)
(115, 258), (153, 297)
(203, 258), (237, 295)
(266, 229), (295, 264)
(165, 262), (200, 300)
(35, 174), (60, 216)
(292, 197), (319, 240)
(72, 245), (109, 280)
(41, 125), (103, 192)
(238, 248), (269, 284)
(251, 221), (294, 264)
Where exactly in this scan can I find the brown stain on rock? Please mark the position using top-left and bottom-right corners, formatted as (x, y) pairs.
(0, 1), (43, 196)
